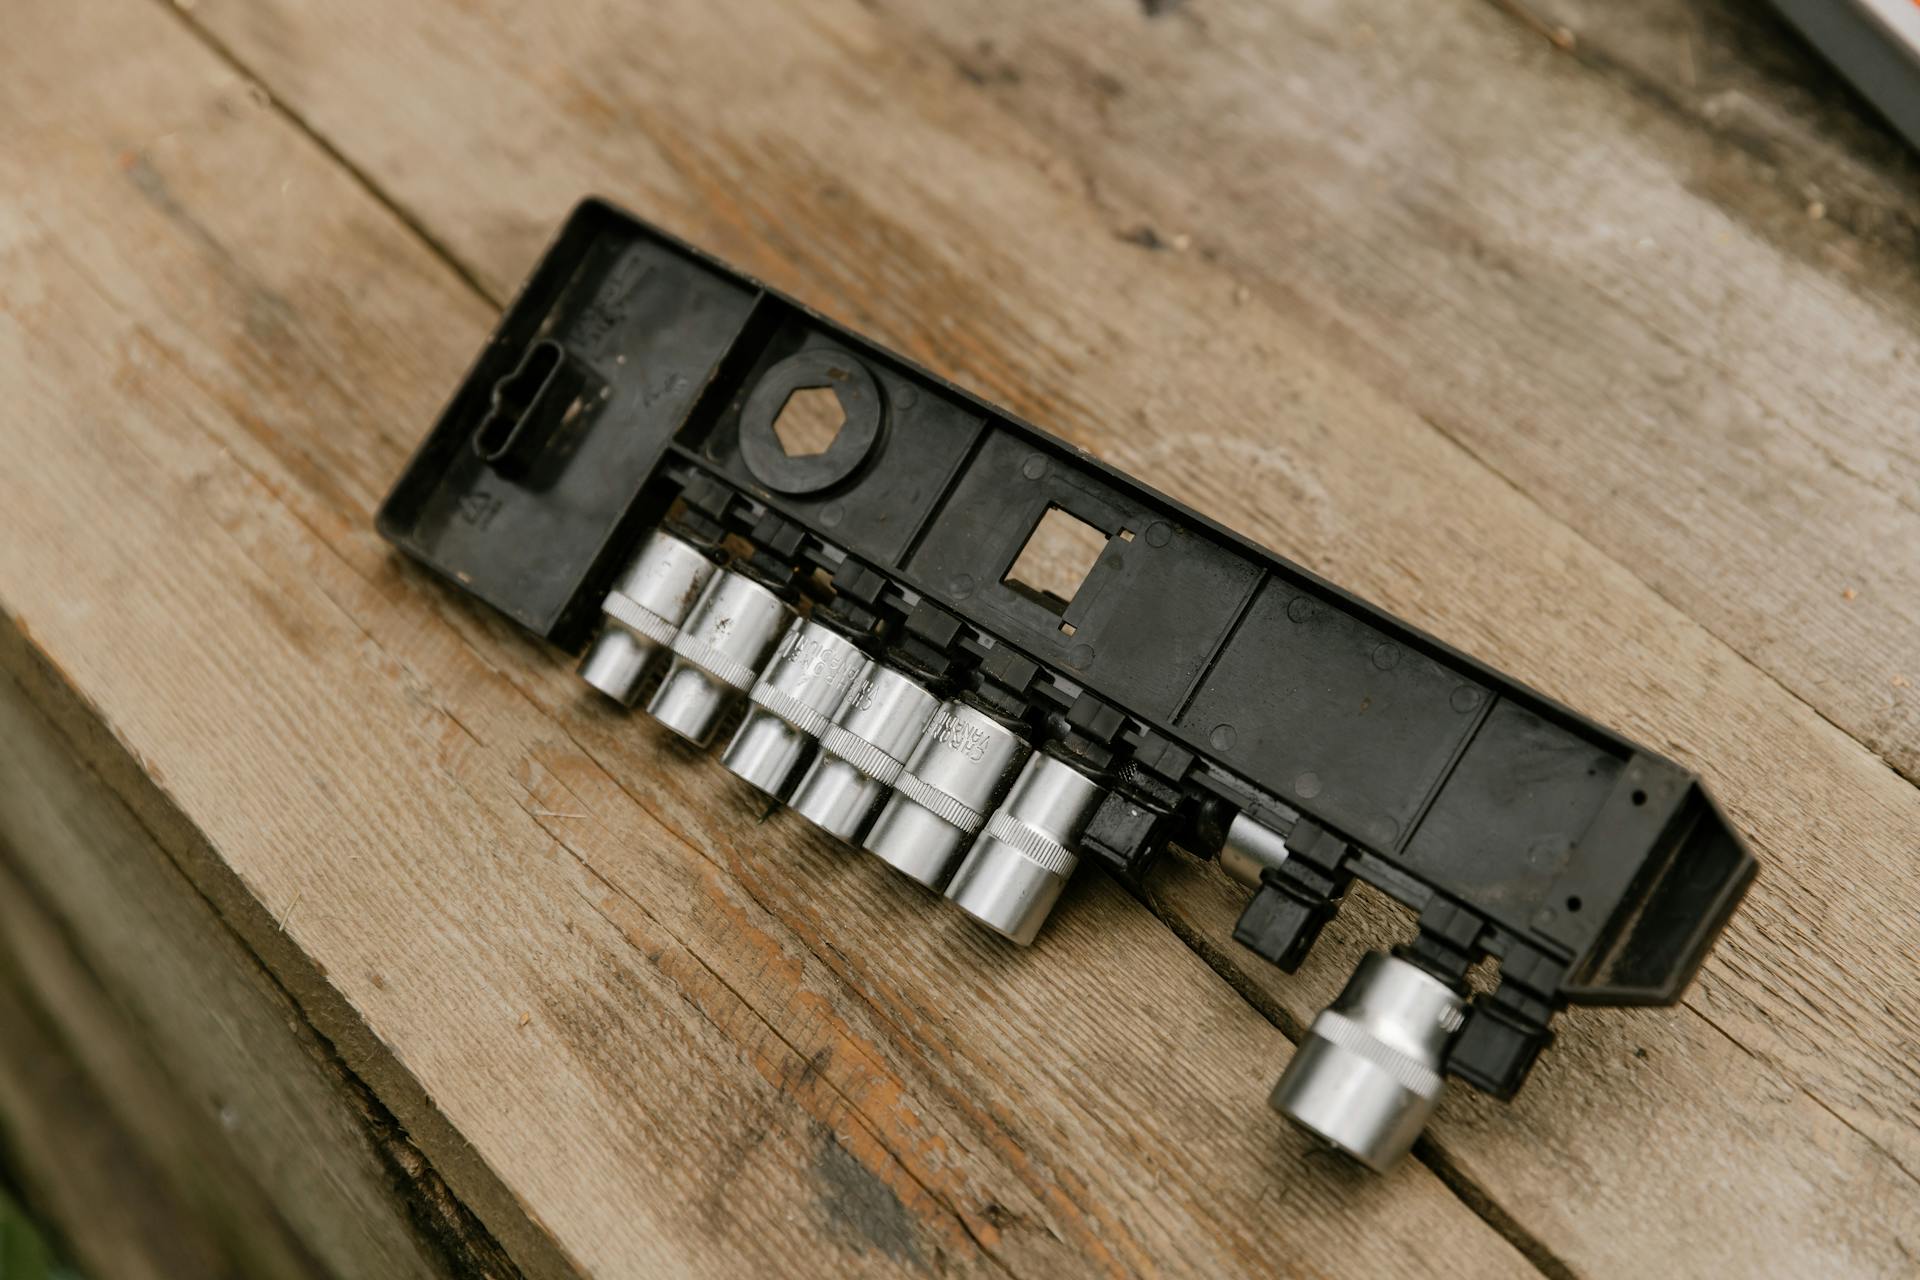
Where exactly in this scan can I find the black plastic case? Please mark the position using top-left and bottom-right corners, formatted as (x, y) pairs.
(380, 199), (1755, 1104)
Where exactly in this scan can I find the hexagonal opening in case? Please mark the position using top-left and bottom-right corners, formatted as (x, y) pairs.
(772, 386), (845, 458)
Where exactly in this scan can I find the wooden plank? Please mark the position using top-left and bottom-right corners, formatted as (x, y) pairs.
(900, 0), (1920, 786)
(0, 888), (269, 1280)
(0, 658), (514, 1280)
(0, 1), (1533, 1277)
(1036, 0), (1920, 782)
(149, 0), (1920, 1273)
(174, 0), (1920, 780)
(164, 0), (1920, 789)
(946, 0), (1920, 784)
(1508, 0), (1920, 261)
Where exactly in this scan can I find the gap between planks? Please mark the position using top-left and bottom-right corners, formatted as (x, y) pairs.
(153, 0), (500, 310)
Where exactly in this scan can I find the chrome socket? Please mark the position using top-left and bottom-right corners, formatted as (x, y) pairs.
(577, 531), (717, 705)
(1268, 952), (1466, 1172)
(789, 664), (940, 843)
(1219, 811), (1291, 889)
(945, 753), (1105, 945)
(720, 617), (872, 798)
(863, 700), (1029, 889)
(646, 569), (795, 747)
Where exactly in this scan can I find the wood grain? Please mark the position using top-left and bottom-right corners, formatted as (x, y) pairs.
(0, 877), (268, 1280)
(0, 0), (1534, 1276)
(0, 650), (517, 1280)
(2, 0), (1916, 1274)
(176, 0), (1920, 777)
(139, 0), (1920, 1272)
(1512, 0), (1920, 262)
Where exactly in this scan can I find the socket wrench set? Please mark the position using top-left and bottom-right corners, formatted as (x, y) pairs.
(379, 199), (1756, 1173)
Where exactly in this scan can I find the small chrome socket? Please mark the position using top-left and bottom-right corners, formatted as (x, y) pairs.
(945, 753), (1105, 945)
(789, 664), (940, 843)
(863, 699), (1029, 889)
(577, 531), (717, 705)
(646, 569), (795, 747)
(720, 617), (872, 798)
(1219, 811), (1291, 889)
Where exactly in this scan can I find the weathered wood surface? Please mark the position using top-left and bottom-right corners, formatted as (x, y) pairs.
(0, 0), (1915, 1276)
(0, 872), (271, 1280)
(0, 637), (519, 1280)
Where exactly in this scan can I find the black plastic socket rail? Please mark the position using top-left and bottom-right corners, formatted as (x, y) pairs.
(379, 199), (1756, 1173)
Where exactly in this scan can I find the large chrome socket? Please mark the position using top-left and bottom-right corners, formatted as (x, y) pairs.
(945, 753), (1105, 945)
(1268, 951), (1466, 1172)
(863, 700), (1029, 889)
(789, 664), (939, 842)
(720, 617), (872, 798)
(577, 531), (717, 705)
(646, 569), (795, 747)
